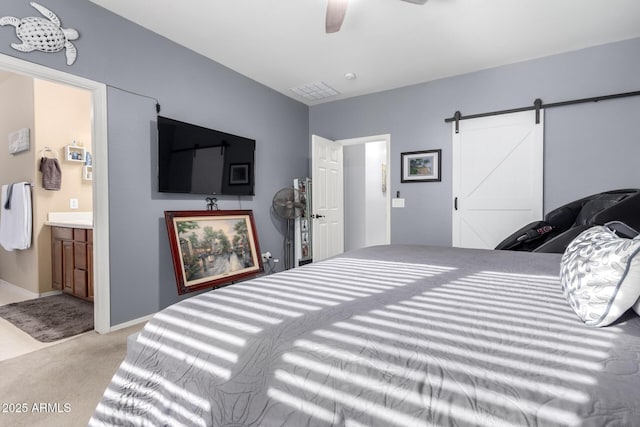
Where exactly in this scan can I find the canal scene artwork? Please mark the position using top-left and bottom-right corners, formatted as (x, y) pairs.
(165, 210), (263, 294)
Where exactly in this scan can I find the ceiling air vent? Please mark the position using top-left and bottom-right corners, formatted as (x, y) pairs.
(290, 81), (339, 101)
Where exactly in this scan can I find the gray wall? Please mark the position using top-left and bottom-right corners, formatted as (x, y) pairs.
(0, 0), (308, 325)
(1, 1), (637, 325)
(310, 37), (640, 247)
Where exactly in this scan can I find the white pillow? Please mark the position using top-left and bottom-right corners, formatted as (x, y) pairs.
(560, 226), (640, 327)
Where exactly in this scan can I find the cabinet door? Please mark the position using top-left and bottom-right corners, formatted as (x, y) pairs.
(52, 239), (63, 290)
(74, 241), (87, 270)
(73, 269), (88, 298)
(62, 240), (74, 293)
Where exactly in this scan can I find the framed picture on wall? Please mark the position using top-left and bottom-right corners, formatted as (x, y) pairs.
(164, 210), (263, 294)
(229, 163), (250, 185)
(401, 149), (441, 183)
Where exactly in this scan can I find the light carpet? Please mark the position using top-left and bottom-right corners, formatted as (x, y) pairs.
(0, 323), (144, 427)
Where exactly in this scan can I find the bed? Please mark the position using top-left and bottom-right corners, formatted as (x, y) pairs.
(90, 244), (640, 426)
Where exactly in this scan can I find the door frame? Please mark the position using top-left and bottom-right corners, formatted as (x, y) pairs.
(0, 53), (110, 333)
(337, 134), (391, 246)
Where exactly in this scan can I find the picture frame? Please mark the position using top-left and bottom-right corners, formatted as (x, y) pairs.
(164, 210), (263, 294)
(401, 149), (441, 183)
(229, 163), (250, 185)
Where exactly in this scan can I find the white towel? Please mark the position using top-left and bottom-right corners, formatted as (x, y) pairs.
(0, 182), (32, 251)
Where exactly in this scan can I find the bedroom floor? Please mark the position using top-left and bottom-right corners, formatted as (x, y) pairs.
(0, 322), (144, 427)
(0, 282), (85, 362)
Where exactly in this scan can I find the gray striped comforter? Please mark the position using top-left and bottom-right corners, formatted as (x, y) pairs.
(90, 244), (640, 426)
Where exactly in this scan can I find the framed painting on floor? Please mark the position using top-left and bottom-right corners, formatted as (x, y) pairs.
(164, 210), (263, 294)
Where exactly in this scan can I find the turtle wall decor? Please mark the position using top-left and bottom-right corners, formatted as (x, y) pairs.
(0, 2), (79, 65)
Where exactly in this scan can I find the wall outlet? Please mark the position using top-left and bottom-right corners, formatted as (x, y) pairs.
(70, 198), (79, 209)
(261, 251), (272, 262)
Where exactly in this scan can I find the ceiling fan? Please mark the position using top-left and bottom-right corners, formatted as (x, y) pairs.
(326, 0), (428, 33)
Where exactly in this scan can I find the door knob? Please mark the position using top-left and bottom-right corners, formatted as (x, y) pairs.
(311, 214), (325, 219)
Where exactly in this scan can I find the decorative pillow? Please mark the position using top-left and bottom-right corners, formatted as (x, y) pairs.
(632, 223), (640, 315)
(560, 226), (640, 327)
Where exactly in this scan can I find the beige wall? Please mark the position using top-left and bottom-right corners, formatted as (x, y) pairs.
(0, 74), (38, 293)
(0, 75), (92, 294)
(33, 79), (92, 293)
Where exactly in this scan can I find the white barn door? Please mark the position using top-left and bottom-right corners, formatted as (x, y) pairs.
(452, 110), (544, 249)
(311, 135), (344, 261)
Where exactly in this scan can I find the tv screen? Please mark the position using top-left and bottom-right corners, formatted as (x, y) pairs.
(157, 116), (255, 196)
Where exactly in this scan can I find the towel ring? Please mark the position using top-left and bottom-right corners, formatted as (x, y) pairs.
(40, 147), (58, 159)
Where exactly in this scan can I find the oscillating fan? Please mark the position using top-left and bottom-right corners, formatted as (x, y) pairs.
(272, 187), (306, 270)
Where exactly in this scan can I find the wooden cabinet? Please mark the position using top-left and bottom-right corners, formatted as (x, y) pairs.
(63, 240), (74, 293)
(51, 226), (93, 301)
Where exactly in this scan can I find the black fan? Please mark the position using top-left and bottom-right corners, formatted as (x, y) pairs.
(272, 187), (305, 269)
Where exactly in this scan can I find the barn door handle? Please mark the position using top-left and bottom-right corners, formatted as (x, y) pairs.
(454, 197), (458, 211)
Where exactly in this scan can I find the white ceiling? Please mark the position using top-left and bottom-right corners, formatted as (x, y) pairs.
(88, 0), (640, 105)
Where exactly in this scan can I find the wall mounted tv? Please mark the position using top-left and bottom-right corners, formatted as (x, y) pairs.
(158, 116), (255, 196)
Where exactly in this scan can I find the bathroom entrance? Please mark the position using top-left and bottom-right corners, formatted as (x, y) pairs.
(0, 69), (96, 360)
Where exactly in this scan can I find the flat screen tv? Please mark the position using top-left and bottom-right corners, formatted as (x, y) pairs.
(158, 116), (255, 196)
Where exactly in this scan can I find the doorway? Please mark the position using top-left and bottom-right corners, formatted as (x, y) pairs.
(0, 53), (110, 334)
(311, 134), (391, 262)
(343, 139), (389, 251)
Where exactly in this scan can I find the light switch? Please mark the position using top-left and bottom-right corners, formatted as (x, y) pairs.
(392, 198), (405, 208)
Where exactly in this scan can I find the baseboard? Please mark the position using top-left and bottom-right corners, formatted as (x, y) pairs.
(109, 313), (153, 332)
(0, 279), (39, 299)
(40, 290), (63, 298)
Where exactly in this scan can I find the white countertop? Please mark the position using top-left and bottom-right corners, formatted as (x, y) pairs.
(44, 211), (93, 229)
(44, 220), (93, 229)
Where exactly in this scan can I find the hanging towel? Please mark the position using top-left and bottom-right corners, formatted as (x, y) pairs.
(3, 183), (14, 210)
(0, 182), (32, 251)
(39, 157), (62, 190)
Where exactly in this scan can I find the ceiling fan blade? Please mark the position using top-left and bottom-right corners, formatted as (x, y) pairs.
(326, 0), (348, 33)
(400, 0), (428, 4)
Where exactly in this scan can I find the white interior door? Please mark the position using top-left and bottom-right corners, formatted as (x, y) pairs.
(452, 110), (544, 249)
(311, 135), (344, 261)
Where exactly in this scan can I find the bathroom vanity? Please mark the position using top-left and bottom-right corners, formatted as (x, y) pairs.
(46, 213), (93, 301)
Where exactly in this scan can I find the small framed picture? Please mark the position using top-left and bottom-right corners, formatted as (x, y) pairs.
(401, 149), (441, 183)
(229, 163), (250, 185)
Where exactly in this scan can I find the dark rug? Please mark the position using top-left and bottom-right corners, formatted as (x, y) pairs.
(0, 293), (93, 343)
